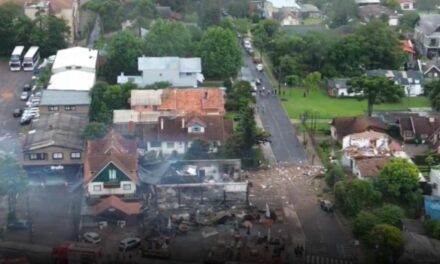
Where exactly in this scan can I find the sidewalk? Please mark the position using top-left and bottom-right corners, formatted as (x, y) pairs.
(255, 112), (277, 166)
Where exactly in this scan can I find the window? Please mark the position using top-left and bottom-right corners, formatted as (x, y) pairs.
(66, 66), (72, 69)
(75, 66), (82, 69)
(109, 169), (117, 180)
(192, 126), (201, 132)
(65, 105), (76, 111)
(403, 3), (409, 9)
(48, 106), (59, 111)
(70, 152), (81, 159)
(167, 142), (174, 148)
(430, 38), (437, 47)
(122, 184), (131, 191)
(53, 152), (63, 160)
(29, 153), (46, 160)
(404, 131), (413, 137)
(93, 185), (101, 192)
(150, 141), (161, 148)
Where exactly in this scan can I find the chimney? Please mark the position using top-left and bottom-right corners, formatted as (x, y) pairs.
(160, 118), (164, 130)
(182, 117), (185, 128)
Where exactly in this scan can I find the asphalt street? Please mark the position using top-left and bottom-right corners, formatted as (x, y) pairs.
(241, 53), (307, 165)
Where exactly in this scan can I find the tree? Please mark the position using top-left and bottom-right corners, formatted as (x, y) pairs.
(382, 0), (400, 10)
(368, 224), (404, 263)
(144, 20), (194, 57)
(326, 0), (358, 28)
(426, 80), (440, 111)
(128, 0), (156, 37)
(234, 18), (251, 35)
(252, 19), (279, 59)
(377, 158), (421, 204)
(198, 27), (241, 79)
(143, 81), (172, 90)
(0, 154), (28, 222)
(222, 106), (270, 166)
(327, 21), (404, 76)
(225, 80), (254, 112)
(104, 31), (144, 83)
(334, 179), (381, 216)
(303, 72), (322, 95)
(399, 11), (420, 31)
(0, 3), (33, 56)
(348, 76), (405, 116)
(353, 211), (380, 238)
(324, 163), (345, 187)
(226, 0), (250, 18)
(185, 139), (211, 160)
(84, 0), (123, 32)
(372, 204), (405, 227)
(198, 0), (221, 29)
(82, 122), (108, 139)
(417, 0), (437, 11)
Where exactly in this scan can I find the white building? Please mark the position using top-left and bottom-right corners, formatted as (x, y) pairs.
(399, 0), (415, 10)
(263, 0), (301, 18)
(342, 131), (389, 150)
(48, 47), (98, 91)
(117, 57), (204, 88)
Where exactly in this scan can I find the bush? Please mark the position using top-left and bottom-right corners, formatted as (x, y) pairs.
(372, 204), (404, 227)
(424, 219), (440, 239)
(352, 211), (380, 238)
(324, 163), (345, 187)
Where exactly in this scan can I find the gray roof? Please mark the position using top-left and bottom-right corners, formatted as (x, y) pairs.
(358, 5), (393, 19)
(421, 58), (440, 74)
(327, 78), (350, 90)
(300, 4), (319, 13)
(416, 14), (440, 35)
(40, 90), (91, 106)
(366, 70), (424, 85)
(23, 113), (87, 151)
(138, 57), (202, 73)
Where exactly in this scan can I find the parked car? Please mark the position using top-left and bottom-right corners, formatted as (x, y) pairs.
(20, 91), (30, 101)
(83, 232), (101, 244)
(119, 237), (141, 252)
(320, 200), (334, 212)
(247, 48), (254, 55)
(20, 116), (32, 126)
(253, 56), (262, 64)
(256, 63), (264, 72)
(13, 109), (23, 118)
(23, 84), (31, 91)
(7, 220), (29, 230)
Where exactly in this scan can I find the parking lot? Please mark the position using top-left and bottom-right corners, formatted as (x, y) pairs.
(0, 59), (32, 156)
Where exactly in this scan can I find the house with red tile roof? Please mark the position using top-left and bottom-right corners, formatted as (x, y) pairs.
(81, 131), (141, 227)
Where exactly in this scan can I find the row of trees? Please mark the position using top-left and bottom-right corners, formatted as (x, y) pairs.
(328, 158), (421, 262)
(252, 19), (405, 81)
(103, 21), (242, 83)
(0, 3), (69, 58)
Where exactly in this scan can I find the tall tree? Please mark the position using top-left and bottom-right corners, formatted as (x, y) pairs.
(226, 0), (250, 18)
(303, 72), (322, 95)
(252, 19), (279, 59)
(129, 0), (157, 37)
(348, 76), (405, 116)
(104, 31), (144, 83)
(185, 139), (211, 160)
(372, 204), (405, 227)
(198, 27), (241, 79)
(84, 0), (123, 32)
(326, 0), (358, 28)
(144, 20), (194, 56)
(377, 158), (421, 204)
(426, 80), (440, 111)
(31, 15), (70, 57)
(352, 211), (380, 238)
(417, 0), (437, 11)
(82, 122), (109, 139)
(0, 3), (33, 56)
(198, 0), (221, 29)
(399, 11), (420, 31)
(334, 179), (381, 216)
(368, 224), (404, 263)
(0, 154), (28, 221)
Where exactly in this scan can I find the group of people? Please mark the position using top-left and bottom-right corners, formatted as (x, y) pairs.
(294, 244), (305, 257)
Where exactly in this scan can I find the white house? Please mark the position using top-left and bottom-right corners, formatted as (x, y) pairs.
(430, 167), (440, 196)
(264, 0), (301, 18)
(117, 57), (204, 88)
(399, 0), (415, 10)
(48, 47), (98, 91)
(84, 131), (139, 198)
(342, 130), (389, 150)
(144, 115), (232, 155)
(366, 70), (424, 97)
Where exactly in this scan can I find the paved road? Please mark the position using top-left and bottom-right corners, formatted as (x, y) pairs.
(241, 53), (307, 165)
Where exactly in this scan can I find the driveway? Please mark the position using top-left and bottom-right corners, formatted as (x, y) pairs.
(0, 59), (32, 157)
(241, 53), (307, 165)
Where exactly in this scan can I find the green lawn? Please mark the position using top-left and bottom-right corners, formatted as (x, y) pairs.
(280, 88), (431, 119)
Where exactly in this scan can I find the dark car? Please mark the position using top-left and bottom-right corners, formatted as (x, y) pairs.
(23, 84), (31, 91)
(20, 116), (32, 126)
(7, 220), (29, 230)
(13, 109), (23, 118)
(320, 200), (334, 213)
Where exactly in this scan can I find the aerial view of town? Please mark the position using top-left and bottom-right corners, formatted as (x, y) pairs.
(0, 0), (440, 263)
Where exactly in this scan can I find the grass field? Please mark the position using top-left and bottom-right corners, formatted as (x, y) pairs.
(280, 88), (431, 119)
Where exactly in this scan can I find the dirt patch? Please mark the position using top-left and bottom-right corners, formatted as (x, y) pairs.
(0, 88), (14, 100)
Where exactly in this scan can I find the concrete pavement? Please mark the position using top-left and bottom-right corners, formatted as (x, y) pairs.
(241, 53), (307, 165)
